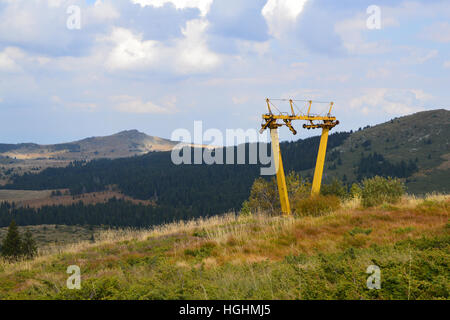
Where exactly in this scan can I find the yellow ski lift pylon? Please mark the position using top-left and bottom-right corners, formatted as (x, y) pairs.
(260, 98), (340, 216)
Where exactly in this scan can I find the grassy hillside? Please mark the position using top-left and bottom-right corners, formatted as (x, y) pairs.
(0, 224), (104, 249)
(303, 109), (450, 194)
(0, 194), (448, 300)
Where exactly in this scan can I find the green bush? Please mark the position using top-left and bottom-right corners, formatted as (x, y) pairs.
(350, 183), (362, 198)
(321, 178), (349, 199)
(293, 195), (341, 217)
(243, 172), (311, 215)
(361, 176), (405, 207)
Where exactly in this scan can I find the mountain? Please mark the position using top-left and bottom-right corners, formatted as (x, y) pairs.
(0, 109), (448, 215)
(312, 109), (450, 193)
(0, 130), (178, 161)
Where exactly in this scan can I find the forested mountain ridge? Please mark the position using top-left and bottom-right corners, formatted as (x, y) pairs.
(316, 109), (450, 193)
(0, 109), (448, 228)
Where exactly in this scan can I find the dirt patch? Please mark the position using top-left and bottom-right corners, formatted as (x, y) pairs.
(20, 190), (155, 208)
(437, 153), (450, 170)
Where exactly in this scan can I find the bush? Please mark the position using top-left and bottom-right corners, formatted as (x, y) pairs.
(244, 177), (278, 214)
(321, 178), (349, 199)
(293, 195), (341, 217)
(350, 183), (362, 198)
(361, 176), (405, 207)
(243, 172), (311, 215)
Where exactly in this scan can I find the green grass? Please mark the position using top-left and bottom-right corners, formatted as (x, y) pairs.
(0, 225), (105, 249)
(0, 195), (449, 300)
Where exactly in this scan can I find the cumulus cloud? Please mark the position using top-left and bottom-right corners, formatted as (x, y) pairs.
(0, 47), (21, 72)
(262, 0), (308, 38)
(131, 0), (213, 16)
(175, 19), (220, 73)
(112, 95), (177, 114)
(103, 19), (220, 74)
(0, 0), (449, 142)
(334, 13), (397, 55)
(349, 88), (430, 115)
(103, 27), (161, 70)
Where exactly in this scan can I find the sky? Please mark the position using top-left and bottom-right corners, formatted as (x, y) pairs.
(0, 0), (449, 144)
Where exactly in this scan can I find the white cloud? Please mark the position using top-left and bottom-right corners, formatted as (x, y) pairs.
(103, 19), (220, 74)
(349, 88), (430, 116)
(88, 0), (120, 21)
(104, 27), (161, 70)
(0, 47), (21, 71)
(51, 95), (97, 111)
(262, 0), (308, 38)
(444, 61), (450, 68)
(419, 22), (450, 43)
(112, 95), (177, 114)
(399, 49), (439, 65)
(131, 0), (213, 16)
(334, 15), (395, 55)
(174, 19), (220, 73)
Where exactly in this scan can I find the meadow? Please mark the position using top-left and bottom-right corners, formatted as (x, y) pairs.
(0, 194), (448, 300)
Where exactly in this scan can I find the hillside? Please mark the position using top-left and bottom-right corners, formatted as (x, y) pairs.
(0, 109), (448, 227)
(306, 109), (450, 193)
(0, 194), (448, 300)
(0, 130), (178, 184)
(0, 130), (177, 161)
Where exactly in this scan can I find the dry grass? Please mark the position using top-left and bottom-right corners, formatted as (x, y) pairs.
(3, 194), (449, 271)
(0, 194), (448, 299)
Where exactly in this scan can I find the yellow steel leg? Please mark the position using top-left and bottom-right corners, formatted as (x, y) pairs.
(270, 128), (291, 215)
(311, 127), (330, 196)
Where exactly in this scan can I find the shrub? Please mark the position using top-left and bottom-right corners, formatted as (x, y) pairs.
(293, 195), (341, 217)
(321, 178), (349, 199)
(244, 177), (278, 214)
(244, 172), (311, 215)
(350, 183), (362, 198)
(361, 176), (405, 207)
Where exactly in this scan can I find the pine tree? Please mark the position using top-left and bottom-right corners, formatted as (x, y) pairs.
(1, 220), (22, 260)
(21, 230), (37, 259)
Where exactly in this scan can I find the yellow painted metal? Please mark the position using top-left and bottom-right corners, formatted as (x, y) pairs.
(307, 100), (312, 117)
(328, 102), (334, 115)
(289, 99), (295, 115)
(260, 98), (339, 214)
(270, 128), (291, 215)
(311, 127), (330, 195)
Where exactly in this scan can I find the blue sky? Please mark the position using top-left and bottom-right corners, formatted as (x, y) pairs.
(0, 0), (449, 144)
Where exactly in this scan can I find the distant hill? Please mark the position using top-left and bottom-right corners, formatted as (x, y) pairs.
(0, 130), (178, 161)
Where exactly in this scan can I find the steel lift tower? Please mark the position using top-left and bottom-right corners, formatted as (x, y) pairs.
(260, 98), (340, 215)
